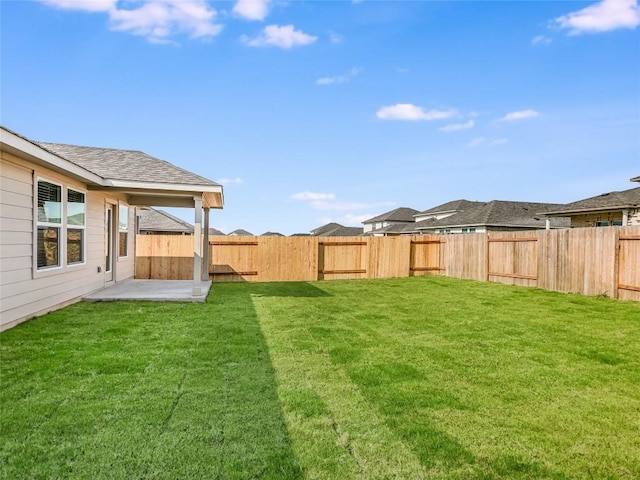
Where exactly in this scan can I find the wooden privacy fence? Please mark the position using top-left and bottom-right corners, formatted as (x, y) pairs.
(135, 226), (640, 301)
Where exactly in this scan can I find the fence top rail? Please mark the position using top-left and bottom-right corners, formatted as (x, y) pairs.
(318, 241), (368, 246)
(210, 241), (258, 246)
(411, 240), (446, 245)
(620, 235), (640, 241)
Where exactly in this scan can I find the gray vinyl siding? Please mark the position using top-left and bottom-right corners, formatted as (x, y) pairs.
(1, 153), (135, 330)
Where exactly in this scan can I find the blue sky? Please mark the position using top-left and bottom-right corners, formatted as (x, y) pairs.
(2, 0), (639, 235)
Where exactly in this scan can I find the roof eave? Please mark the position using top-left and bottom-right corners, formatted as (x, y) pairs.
(1, 127), (104, 185)
(540, 205), (637, 216)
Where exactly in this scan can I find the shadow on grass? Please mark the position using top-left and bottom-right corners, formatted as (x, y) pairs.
(0, 285), (303, 479)
(230, 281), (332, 298)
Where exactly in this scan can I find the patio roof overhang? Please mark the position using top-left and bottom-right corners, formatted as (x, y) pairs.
(540, 205), (637, 217)
(87, 181), (224, 209)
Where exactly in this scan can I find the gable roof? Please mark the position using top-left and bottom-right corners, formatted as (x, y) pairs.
(415, 199), (482, 216)
(415, 200), (570, 229)
(261, 231), (284, 236)
(363, 207), (419, 224)
(209, 228), (225, 235)
(1, 127), (223, 209)
(540, 187), (640, 216)
(310, 222), (363, 236)
(228, 229), (253, 236)
(38, 142), (219, 188)
(138, 208), (193, 233)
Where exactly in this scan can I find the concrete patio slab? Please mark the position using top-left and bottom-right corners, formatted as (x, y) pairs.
(83, 280), (212, 303)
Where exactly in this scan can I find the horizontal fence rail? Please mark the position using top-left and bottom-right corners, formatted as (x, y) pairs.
(135, 226), (640, 301)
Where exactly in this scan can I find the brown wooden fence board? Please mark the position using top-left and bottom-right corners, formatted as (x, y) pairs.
(135, 226), (640, 301)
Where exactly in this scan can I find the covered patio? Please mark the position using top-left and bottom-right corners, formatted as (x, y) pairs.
(39, 141), (225, 299)
(83, 279), (212, 302)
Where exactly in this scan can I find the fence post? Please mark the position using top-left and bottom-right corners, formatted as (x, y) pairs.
(613, 229), (620, 300)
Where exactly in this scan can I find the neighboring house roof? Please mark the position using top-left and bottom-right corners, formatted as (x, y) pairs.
(261, 231), (284, 236)
(209, 228), (225, 235)
(540, 187), (640, 216)
(138, 207), (193, 234)
(366, 223), (418, 236)
(363, 207), (419, 224)
(415, 199), (482, 217)
(415, 200), (570, 229)
(228, 229), (253, 236)
(310, 222), (363, 236)
(629, 176), (639, 182)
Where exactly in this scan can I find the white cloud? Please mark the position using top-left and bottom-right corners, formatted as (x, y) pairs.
(376, 103), (457, 121)
(555, 0), (640, 34)
(316, 67), (360, 86)
(217, 177), (243, 185)
(499, 109), (540, 121)
(241, 24), (317, 49)
(439, 119), (475, 132)
(293, 192), (393, 213)
(532, 35), (552, 46)
(233, 0), (271, 21)
(291, 192), (335, 201)
(467, 137), (508, 148)
(40, 0), (115, 11)
(321, 213), (373, 226)
(39, 0), (222, 43)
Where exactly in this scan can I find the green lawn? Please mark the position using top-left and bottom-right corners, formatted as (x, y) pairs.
(1, 277), (639, 479)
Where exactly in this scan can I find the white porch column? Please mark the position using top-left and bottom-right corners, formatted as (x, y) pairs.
(622, 209), (629, 226)
(193, 196), (203, 296)
(202, 207), (210, 281)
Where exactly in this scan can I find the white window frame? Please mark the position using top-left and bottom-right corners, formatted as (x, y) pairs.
(35, 178), (63, 273)
(118, 202), (130, 259)
(34, 176), (88, 276)
(66, 187), (87, 268)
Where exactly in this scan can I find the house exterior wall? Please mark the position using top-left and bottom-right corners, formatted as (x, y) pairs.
(569, 210), (640, 228)
(414, 211), (457, 223)
(1, 152), (135, 330)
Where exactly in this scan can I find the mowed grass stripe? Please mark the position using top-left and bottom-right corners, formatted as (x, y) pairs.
(251, 277), (640, 479)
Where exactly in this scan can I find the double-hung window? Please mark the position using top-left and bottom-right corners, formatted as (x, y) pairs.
(119, 205), (129, 257)
(37, 180), (62, 270)
(36, 179), (86, 271)
(67, 189), (86, 265)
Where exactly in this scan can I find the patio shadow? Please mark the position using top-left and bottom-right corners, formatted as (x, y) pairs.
(0, 289), (303, 479)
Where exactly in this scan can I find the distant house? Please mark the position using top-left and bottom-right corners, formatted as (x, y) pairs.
(1, 127), (223, 330)
(414, 200), (482, 223)
(209, 227), (225, 236)
(261, 231), (284, 236)
(363, 207), (419, 236)
(414, 200), (569, 234)
(228, 229), (253, 236)
(539, 186), (640, 228)
(138, 207), (193, 235)
(310, 222), (364, 237)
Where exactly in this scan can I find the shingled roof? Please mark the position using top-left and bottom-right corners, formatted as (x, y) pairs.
(363, 207), (419, 224)
(366, 223), (418, 235)
(310, 222), (364, 236)
(415, 199), (482, 216)
(415, 200), (570, 230)
(38, 142), (220, 188)
(138, 207), (193, 234)
(540, 187), (640, 216)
